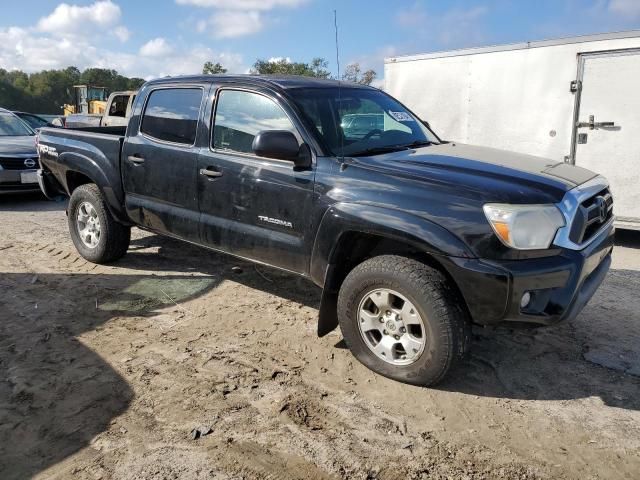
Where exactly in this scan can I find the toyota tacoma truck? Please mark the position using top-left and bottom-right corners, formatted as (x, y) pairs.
(36, 75), (615, 386)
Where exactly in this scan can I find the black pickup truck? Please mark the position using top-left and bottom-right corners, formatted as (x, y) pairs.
(37, 75), (615, 385)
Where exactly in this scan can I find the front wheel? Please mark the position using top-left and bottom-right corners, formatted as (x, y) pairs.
(68, 184), (130, 264)
(337, 255), (470, 386)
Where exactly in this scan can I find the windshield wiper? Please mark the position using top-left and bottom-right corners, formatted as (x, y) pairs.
(348, 140), (434, 157)
(400, 140), (433, 149)
(348, 145), (411, 157)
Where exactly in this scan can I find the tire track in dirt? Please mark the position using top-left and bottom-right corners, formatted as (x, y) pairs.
(3, 202), (640, 479)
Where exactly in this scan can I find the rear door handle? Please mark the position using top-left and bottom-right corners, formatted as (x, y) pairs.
(200, 167), (223, 178)
(127, 155), (145, 165)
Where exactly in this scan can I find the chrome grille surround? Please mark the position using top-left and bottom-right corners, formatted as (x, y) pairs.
(553, 175), (614, 251)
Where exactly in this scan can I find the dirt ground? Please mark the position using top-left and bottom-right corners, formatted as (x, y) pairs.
(1, 193), (639, 480)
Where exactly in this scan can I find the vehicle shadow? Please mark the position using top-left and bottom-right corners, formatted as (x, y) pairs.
(437, 266), (640, 411)
(0, 270), (221, 480)
(119, 234), (322, 309)
(615, 228), (640, 248)
(0, 192), (66, 212)
(122, 234), (640, 411)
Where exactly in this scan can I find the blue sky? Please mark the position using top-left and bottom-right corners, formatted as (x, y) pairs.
(1, 0), (639, 83)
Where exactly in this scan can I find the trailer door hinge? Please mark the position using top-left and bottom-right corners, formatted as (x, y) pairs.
(570, 80), (581, 93)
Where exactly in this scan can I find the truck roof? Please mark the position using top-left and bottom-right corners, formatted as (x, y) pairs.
(145, 74), (374, 90)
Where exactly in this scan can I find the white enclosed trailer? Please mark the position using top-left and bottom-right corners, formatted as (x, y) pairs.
(385, 31), (640, 229)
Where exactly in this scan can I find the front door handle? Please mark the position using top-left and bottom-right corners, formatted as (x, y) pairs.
(127, 155), (145, 165)
(577, 115), (615, 130)
(200, 167), (223, 178)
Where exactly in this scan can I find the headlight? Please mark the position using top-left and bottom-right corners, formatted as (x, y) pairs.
(483, 204), (565, 250)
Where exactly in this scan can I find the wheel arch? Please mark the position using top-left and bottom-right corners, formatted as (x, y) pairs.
(60, 151), (130, 224)
(312, 203), (474, 336)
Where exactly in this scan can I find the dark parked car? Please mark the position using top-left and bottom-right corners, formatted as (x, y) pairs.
(12, 111), (52, 130)
(0, 108), (40, 194)
(36, 75), (614, 385)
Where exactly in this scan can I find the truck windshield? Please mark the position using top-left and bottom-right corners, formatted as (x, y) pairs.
(288, 87), (438, 157)
(0, 111), (35, 137)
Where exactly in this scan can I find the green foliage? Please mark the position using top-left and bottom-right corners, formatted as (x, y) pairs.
(342, 63), (377, 86)
(79, 68), (145, 92)
(251, 57), (331, 78)
(202, 62), (227, 74)
(0, 67), (146, 114)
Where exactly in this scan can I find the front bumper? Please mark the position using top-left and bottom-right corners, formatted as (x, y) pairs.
(442, 220), (615, 326)
(0, 169), (41, 194)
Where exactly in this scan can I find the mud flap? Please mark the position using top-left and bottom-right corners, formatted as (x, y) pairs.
(317, 288), (338, 337)
(317, 264), (340, 337)
(37, 169), (66, 202)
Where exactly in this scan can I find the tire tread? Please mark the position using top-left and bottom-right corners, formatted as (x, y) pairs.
(337, 255), (470, 386)
(68, 184), (130, 263)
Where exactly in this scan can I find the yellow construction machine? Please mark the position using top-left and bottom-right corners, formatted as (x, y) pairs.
(63, 85), (108, 116)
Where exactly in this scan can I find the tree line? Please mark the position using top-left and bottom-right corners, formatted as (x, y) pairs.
(0, 67), (145, 114)
(205, 58), (377, 85)
(1, 58), (376, 114)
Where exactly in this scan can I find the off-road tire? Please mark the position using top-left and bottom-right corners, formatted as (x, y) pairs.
(68, 183), (130, 263)
(337, 255), (471, 386)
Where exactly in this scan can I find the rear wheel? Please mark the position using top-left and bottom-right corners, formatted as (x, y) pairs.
(337, 255), (470, 386)
(68, 184), (130, 263)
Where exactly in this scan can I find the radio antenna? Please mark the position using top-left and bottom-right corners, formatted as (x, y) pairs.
(334, 9), (340, 80)
(334, 9), (345, 163)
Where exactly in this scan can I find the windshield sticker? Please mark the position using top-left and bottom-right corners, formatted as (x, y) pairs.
(388, 111), (414, 122)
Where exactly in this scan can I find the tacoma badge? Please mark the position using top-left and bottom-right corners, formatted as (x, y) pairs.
(257, 215), (293, 228)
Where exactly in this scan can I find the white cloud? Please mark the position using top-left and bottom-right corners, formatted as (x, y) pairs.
(101, 47), (244, 79)
(207, 10), (264, 38)
(608, 0), (640, 18)
(113, 26), (131, 42)
(37, 0), (122, 33)
(395, 4), (489, 49)
(268, 56), (292, 63)
(176, 0), (305, 38)
(395, 5), (428, 28)
(176, 0), (305, 10)
(0, 25), (244, 78)
(139, 38), (173, 57)
(0, 1), (246, 79)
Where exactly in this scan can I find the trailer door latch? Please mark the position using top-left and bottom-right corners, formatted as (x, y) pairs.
(577, 114), (615, 130)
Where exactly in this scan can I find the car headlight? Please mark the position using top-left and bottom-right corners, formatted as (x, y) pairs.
(483, 204), (565, 250)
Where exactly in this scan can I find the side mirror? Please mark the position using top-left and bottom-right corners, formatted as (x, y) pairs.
(252, 130), (311, 169)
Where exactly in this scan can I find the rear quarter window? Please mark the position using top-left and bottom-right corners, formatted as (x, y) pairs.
(140, 88), (203, 145)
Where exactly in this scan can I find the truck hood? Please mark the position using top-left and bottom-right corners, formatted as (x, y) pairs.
(0, 136), (38, 156)
(354, 142), (597, 202)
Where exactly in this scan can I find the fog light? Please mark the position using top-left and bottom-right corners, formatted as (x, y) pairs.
(520, 292), (532, 309)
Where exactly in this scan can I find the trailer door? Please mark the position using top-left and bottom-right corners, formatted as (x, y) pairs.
(572, 49), (640, 228)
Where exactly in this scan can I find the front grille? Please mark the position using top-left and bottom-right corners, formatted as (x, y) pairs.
(0, 157), (39, 170)
(568, 187), (613, 244)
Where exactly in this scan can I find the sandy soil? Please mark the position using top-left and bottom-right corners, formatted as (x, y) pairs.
(1, 193), (639, 480)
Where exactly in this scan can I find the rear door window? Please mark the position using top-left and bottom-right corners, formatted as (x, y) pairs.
(141, 88), (203, 145)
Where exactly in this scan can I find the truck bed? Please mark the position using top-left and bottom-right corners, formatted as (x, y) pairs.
(64, 113), (103, 129)
(37, 126), (127, 210)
